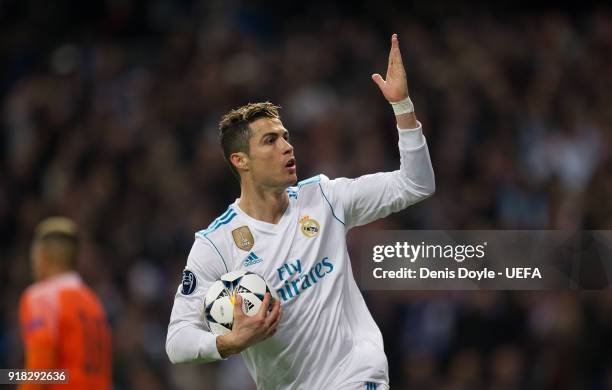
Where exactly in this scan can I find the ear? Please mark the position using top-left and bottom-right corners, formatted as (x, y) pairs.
(230, 152), (250, 172)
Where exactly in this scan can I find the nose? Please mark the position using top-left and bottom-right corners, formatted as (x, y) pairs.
(282, 138), (293, 155)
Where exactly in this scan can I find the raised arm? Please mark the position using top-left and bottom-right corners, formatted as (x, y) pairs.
(319, 33), (435, 230)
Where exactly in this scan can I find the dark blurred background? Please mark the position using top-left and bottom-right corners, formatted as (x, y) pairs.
(1, 0), (612, 388)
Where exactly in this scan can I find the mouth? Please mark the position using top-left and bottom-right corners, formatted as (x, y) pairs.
(285, 158), (296, 168)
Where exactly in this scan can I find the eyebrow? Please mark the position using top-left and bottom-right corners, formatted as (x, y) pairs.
(260, 129), (289, 140)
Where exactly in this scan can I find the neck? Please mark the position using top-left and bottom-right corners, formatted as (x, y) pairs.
(239, 180), (289, 224)
(38, 266), (72, 282)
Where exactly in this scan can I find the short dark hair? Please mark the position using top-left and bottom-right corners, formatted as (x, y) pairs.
(218, 102), (281, 181)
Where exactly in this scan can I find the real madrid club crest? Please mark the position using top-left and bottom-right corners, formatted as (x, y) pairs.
(299, 215), (320, 238)
(232, 226), (254, 251)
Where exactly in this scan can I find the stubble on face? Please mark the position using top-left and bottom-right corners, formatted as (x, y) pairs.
(246, 117), (297, 189)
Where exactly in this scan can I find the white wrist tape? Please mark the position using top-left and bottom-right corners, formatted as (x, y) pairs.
(390, 96), (414, 115)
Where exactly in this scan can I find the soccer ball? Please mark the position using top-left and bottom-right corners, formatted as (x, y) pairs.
(204, 270), (277, 335)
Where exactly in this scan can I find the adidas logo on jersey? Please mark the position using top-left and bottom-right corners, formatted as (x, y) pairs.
(243, 251), (263, 267)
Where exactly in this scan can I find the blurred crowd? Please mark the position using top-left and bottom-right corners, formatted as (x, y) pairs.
(1, 0), (611, 388)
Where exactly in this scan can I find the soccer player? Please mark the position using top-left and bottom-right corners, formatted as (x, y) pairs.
(19, 217), (112, 390)
(166, 34), (435, 389)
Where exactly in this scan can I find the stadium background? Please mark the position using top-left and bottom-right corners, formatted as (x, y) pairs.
(1, 0), (611, 388)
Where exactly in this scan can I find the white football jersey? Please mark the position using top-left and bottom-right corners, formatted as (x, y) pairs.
(166, 124), (435, 389)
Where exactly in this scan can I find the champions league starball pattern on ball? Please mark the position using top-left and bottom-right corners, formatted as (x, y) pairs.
(204, 270), (278, 335)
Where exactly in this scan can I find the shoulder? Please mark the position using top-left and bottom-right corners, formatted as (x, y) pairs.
(195, 205), (239, 240)
(24, 272), (84, 304)
(287, 174), (331, 199)
(297, 174), (329, 188)
(194, 205), (238, 256)
(20, 274), (74, 306)
(69, 282), (104, 308)
(191, 205), (240, 273)
(19, 278), (64, 328)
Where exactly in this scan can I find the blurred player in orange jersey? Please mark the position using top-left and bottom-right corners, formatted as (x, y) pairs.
(18, 217), (112, 389)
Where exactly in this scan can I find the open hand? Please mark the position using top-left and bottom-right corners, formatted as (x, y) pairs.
(372, 34), (409, 103)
